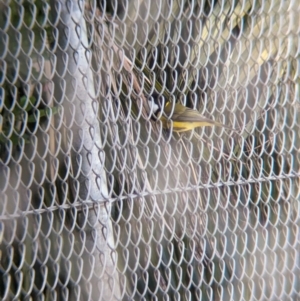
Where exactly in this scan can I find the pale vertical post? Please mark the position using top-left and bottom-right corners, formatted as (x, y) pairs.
(51, 0), (120, 299)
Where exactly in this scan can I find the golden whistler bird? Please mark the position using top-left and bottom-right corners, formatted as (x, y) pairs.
(151, 100), (234, 132)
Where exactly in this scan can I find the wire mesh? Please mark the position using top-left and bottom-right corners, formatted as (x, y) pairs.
(0, 0), (300, 300)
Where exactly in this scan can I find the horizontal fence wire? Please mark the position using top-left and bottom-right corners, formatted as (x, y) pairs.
(0, 172), (299, 220)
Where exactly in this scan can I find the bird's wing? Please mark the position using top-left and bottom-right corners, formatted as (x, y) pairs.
(172, 105), (218, 124)
(164, 103), (235, 130)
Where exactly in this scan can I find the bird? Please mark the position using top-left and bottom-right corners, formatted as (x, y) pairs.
(150, 100), (234, 132)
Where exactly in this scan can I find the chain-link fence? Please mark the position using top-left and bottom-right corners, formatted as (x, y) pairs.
(0, 0), (300, 300)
